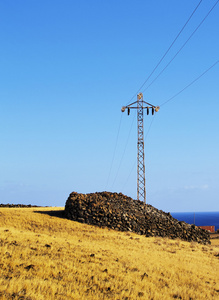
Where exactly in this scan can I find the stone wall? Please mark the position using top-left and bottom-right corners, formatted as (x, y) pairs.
(0, 204), (40, 208)
(65, 191), (210, 244)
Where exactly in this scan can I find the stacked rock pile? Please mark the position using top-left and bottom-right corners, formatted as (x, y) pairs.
(65, 191), (210, 244)
(0, 204), (40, 208)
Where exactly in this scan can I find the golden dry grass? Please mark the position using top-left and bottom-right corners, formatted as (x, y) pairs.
(210, 234), (219, 247)
(0, 207), (219, 300)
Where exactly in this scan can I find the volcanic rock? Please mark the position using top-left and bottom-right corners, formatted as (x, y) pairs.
(0, 204), (40, 208)
(65, 191), (210, 244)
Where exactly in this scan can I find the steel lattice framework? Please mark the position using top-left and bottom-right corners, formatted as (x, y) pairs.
(121, 93), (159, 203)
(137, 93), (145, 202)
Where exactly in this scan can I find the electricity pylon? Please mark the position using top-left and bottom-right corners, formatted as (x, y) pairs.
(121, 93), (160, 203)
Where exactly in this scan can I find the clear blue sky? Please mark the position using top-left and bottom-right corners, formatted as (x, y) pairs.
(0, 1), (218, 212)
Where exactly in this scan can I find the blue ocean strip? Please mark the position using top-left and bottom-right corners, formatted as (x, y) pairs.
(171, 212), (219, 231)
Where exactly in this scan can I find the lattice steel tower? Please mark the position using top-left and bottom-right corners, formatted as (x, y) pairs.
(121, 93), (159, 203)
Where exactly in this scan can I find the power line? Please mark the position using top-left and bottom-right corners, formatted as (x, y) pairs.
(122, 116), (156, 191)
(127, 0), (203, 105)
(122, 158), (136, 191)
(110, 113), (135, 189)
(105, 113), (123, 190)
(107, 1), (218, 195)
(142, 0), (219, 93)
(145, 115), (156, 140)
(160, 60), (219, 107)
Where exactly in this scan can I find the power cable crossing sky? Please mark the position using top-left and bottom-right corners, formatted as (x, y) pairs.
(106, 0), (219, 200)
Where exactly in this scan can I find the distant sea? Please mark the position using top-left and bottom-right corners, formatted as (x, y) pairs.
(171, 212), (219, 231)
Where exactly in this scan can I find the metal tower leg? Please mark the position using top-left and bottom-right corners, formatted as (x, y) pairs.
(121, 93), (159, 203)
(137, 93), (146, 203)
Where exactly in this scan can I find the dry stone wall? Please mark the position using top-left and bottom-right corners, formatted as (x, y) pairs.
(0, 204), (40, 208)
(65, 191), (210, 244)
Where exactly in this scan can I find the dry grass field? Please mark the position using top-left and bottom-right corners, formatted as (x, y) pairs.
(0, 207), (219, 300)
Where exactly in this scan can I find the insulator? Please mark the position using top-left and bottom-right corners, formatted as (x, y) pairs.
(128, 107), (130, 115)
(152, 107), (154, 115)
(147, 107), (149, 115)
(121, 106), (126, 112)
(138, 93), (143, 100)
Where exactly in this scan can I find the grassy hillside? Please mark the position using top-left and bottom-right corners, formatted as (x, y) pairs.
(0, 207), (218, 300)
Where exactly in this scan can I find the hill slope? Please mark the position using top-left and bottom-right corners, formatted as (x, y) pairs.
(0, 207), (219, 300)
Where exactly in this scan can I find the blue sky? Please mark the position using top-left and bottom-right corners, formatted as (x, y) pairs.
(0, 1), (218, 212)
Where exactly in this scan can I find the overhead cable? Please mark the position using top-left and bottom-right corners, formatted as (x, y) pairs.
(110, 114), (135, 189)
(122, 116), (156, 190)
(127, 0), (203, 105)
(160, 60), (219, 107)
(122, 159), (136, 191)
(105, 113), (123, 190)
(142, 0), (219, 93)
